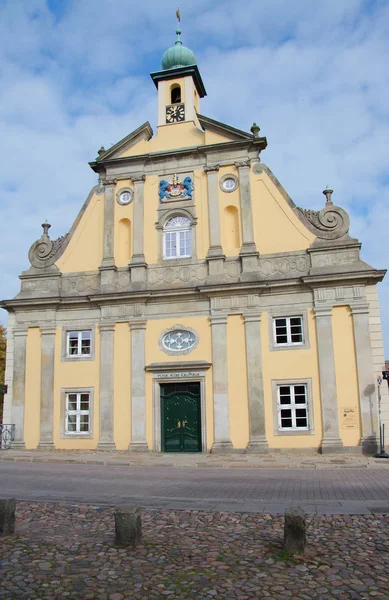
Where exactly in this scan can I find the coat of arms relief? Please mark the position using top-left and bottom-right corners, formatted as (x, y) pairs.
(159, 174), (193, 202)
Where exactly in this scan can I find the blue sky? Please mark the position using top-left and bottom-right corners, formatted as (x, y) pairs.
(0, 0), (388, 355)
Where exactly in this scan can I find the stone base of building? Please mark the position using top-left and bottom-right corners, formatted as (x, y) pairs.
(128, 441), (149, 452)
(96, 441), (116, 451)
(360, 435), (380, 455)
(37, 441), (55, 450)
(10, 441), (25, 449)
(246, 439), (269, 454)
(320, 438), (344, 454)
(211, 440), (235, 453)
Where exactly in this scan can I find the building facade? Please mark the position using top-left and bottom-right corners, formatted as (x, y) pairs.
(1, 30), (388, 454)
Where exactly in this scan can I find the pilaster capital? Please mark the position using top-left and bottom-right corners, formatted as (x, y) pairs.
(99, 321), (116, 333)
(204, 164), (220, 173)
(13, 326), (28, 338)
(131, 174), (146, 183)
(129, 319), (147, 331)
(102, 177), (117, 186)
(40, 325), (56, 336)
(235, 160), (251, 170)
(350, 302), (370, 316)
(210, 315), (228, 326)
(314, 306), (333, 319)
(243, 312), (262, 323)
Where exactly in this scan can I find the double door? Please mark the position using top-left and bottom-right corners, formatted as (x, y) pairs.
(160, 382), (201, 452)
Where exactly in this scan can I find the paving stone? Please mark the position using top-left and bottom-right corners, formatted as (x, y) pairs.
(0, 501), (388, 599)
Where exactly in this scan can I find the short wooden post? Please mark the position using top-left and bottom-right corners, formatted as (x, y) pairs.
(284, 506), (307, 555)
(114, 505), (142, 547)
(0, 498), (16, 535)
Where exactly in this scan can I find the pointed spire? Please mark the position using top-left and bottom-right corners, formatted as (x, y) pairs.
(323, 186), (334, 206)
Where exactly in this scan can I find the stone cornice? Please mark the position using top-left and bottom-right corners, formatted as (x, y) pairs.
(89, 139), (266, 174)
(302, 269), (386, 286)
(145, 360), (212, 372)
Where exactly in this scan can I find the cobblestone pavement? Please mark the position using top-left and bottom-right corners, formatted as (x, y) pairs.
(1, 502), (389, 600)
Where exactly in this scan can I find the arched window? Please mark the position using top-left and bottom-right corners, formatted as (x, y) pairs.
(163, 216), (191, 259)
(171, 84), (181, 104)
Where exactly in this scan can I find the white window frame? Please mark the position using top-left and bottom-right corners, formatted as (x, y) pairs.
(163, 216), (192, 260)
(66, 330), (92, 358)
(271, 378), (314, 436)
(277, 383), (309, 431)
(273, 316), (304, 347)
(65, 391), (91, 435)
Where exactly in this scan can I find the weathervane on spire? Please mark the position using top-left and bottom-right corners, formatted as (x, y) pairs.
(176, 7), (181, 23)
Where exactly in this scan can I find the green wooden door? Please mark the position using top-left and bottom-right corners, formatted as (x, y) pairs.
(161, 382), (201, 452)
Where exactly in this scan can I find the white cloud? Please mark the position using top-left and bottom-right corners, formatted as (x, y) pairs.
(0, 0), (388, 356)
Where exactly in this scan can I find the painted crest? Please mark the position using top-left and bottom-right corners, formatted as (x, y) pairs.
(159, 174), (193, 202)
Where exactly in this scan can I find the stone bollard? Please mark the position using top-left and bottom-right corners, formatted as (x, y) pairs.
(0, 498), (16, 536)
(284, 506), (307, 555)
(114, 505), (142, 547)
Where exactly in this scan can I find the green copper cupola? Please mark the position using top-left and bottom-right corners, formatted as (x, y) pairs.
(161, 28), (197, 70)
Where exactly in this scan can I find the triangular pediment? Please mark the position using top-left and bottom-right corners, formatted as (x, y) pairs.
(197, 114), (254, 142)
(95, 122), (153, 162)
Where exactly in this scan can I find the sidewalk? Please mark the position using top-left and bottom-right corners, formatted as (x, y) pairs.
(1, 448), (389, 469)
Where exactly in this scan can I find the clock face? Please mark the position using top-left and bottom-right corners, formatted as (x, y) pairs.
(166, 104), (185, 123)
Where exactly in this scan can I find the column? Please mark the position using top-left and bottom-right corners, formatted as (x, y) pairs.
(97, 322), (116, 450)
(351, 303), (379, 453)
(129, 174), (147, 283)
(99, 178), (116, 287)
(38, 326), (56, 449)
(210, 315), (233, 452)
(244, 313), (269, 453)
(236, 160), (258, 273)
(314, 307), (343, 453)
(204, 165), (225, 277)
(128, 319), (148, 451)
(11, 327), (28, 448)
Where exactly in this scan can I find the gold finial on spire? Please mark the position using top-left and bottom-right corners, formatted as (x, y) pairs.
(176, 7), (181, 22)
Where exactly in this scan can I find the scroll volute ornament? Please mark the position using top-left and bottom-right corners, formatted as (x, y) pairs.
(296, 188), (350, 241)
(28, 221), (69, 269)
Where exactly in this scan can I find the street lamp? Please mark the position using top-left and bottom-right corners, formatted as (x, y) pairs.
(375, 375), (389, 459)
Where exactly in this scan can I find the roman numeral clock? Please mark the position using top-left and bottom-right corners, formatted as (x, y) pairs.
(166, 103), (185, 123)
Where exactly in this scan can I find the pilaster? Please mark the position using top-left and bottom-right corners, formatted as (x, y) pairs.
(350, 303), (379, 453)
(210, 315), (233, 452)
(129, 174), (147, 283)
(11, 327), (28, 449)
(204, 165), (225, 277)
(99, 178), (117, 287)
(38, 325), (56, 449)
(243, 313), (269, 453)
(314, 307), (343, 453)
(236, 160), (259, 274)
(128, 319), (148, 451)
(97, 322), (116, 450)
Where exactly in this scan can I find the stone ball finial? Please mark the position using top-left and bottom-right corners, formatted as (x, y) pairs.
(323, 187), (334, 205)
(250, 122), (260, 138)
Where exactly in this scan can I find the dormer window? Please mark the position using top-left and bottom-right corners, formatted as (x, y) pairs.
(171, 84), (181, 104)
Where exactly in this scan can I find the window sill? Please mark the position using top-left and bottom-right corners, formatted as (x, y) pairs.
(271, 343), (309, 352)
(60, 433), (93, 439)
(274, 429), (315, 436)
(62, 355), (94, 362)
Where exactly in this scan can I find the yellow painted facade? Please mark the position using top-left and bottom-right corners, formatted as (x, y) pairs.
(3, 28), (385, 456)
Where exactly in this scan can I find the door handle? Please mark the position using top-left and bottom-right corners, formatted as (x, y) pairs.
(177, 421), (181, 428)
(182, 420), (188, 428)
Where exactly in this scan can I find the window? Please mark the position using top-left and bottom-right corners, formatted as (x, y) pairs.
(277, 384), (309, 431)
(66, 330), (92, 357)
(171, 84), (181, 104)
(273, 316), (303, 346)
(163, 216), (192, 259)
(65, 392), (91, 434)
